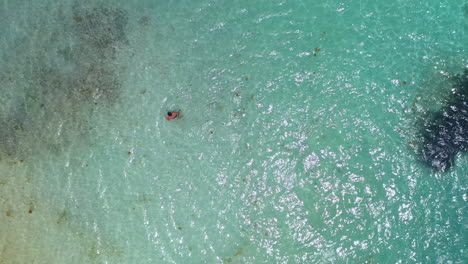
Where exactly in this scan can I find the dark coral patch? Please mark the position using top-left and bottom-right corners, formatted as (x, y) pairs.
(419, 70), (468, 171)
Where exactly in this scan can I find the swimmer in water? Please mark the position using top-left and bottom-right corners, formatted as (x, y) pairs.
(166, 111), (180, 120)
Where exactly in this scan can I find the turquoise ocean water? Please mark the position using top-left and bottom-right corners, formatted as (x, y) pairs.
(0, 0), (466, 263)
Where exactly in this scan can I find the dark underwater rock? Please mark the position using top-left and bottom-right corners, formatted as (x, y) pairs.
(72, 4), (128, 53)
(0, 3), (129, 160)
(420, 70), (468, 171)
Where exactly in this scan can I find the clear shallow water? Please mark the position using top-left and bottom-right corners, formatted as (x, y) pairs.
(0, 0), (466, 263)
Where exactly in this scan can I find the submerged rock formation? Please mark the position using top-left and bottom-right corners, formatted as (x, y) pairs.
(0, 2), (130, 160)
(420, 69), (468, 171)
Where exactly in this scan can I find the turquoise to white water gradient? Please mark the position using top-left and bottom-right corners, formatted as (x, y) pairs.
(0, 0), (466, 263)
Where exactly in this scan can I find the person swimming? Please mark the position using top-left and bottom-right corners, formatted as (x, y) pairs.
(166, 111), (180, 120)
